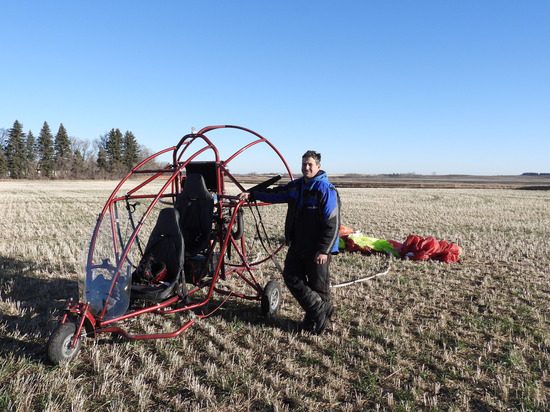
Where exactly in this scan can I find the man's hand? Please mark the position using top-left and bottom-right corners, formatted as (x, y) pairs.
(315, 252), (328, 265)
(239, 192), (250, 201)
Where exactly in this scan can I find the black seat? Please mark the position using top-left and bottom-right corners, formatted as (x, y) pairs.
(175, 173), (214, 257)
(131, 208), (185, 302)
(175, 173), (215, 283)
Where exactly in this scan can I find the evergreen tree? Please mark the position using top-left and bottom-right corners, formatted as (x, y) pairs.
(97, 147), (107, 169)
(71, 149), (85, 178)
(37, 121), (55, 177)
(122, 130), (139, 170)
(6, 120), (27, 178)
(96, 147), (108, 174)
(0, 128), (7, 177)
(54, 123), (72, 176)
(0, 122), (152, 179)
(26, 130), (37, 177)
(96, 134), (109, 175)
(0, 148), (7, 178)
(0, 128), (7, 148)
(105, 128), (124, 174)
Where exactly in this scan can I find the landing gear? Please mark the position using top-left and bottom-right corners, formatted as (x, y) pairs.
(261, 280), (282, 318)
(47, 322), (82, 365)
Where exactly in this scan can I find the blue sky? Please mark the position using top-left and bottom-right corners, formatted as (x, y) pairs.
(1, 1), (549, 175)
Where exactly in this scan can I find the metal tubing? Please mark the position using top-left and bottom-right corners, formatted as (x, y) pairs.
(97, 319), (196, 341)
(83, 125), (293, 339)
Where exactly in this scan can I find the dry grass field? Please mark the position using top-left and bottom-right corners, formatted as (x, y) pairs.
(0, 180), (549, 411)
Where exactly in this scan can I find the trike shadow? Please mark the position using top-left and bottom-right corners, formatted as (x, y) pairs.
(0, 255), (77, 362)
(200, 296), (303, 333)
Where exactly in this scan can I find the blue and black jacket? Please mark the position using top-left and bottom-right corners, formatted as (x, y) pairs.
(251, 170), (340, 255)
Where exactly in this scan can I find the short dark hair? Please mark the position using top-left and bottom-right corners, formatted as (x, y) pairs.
(302, 150), (321, 164)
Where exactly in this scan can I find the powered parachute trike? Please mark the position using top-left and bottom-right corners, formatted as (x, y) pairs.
(47, 125), (293, 365)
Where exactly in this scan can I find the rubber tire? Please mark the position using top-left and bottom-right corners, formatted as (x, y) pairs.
(261, 280), (282, 318)
(47, 322), (82, 365)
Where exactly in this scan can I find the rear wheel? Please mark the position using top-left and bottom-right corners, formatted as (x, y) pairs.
(261, 280), (282, 318)
(47, 322), (82, 365)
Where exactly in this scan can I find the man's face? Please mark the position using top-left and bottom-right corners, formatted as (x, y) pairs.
(301, 156), (320, 180)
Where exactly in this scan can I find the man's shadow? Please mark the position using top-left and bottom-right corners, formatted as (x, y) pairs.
(0, 255), (78, 361)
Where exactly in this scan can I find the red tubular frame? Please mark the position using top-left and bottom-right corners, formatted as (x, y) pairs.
(61, 125), (293, 343)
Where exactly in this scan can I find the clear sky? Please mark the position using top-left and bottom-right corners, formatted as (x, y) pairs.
(1, 1), (549, 175)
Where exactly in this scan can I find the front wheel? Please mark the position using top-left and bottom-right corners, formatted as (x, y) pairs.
(47, 322), (82, 365)
(261, 280), (282, 318)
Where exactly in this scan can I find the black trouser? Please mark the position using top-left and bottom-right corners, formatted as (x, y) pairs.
(282, 247), (331, 314)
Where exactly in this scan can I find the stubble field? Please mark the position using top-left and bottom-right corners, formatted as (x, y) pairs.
(0, 180), (549, 411)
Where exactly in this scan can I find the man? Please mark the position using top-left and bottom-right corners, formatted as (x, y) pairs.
(240, 150), (340, 334)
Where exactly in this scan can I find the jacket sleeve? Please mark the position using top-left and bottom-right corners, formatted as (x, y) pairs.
(251, 184), (292, 204)
(318, 185), (340, 254)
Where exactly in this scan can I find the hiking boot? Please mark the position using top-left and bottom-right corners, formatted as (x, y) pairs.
(311, 300), (334, 335)
(301, 311), (315, 332)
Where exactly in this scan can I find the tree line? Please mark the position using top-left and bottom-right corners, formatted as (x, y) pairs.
(0, 120), (149, 179)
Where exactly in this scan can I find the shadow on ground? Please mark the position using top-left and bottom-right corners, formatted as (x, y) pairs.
(1, 256), (303, 361)
(129, 291), (303, 335)
(0, 255), (78, 361)
(208, 297), (303, 333)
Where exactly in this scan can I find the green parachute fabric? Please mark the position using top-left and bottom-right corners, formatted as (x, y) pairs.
(340, 232), (400, 257)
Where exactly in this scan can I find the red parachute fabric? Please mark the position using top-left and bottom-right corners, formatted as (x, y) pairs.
(399, 234), (461, 263)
